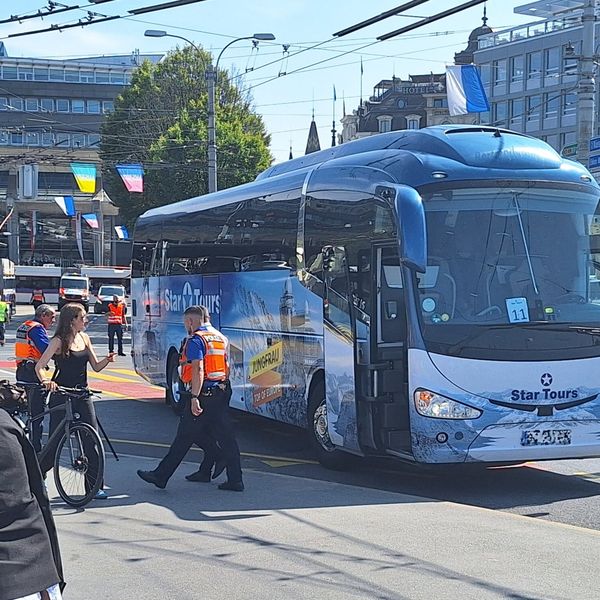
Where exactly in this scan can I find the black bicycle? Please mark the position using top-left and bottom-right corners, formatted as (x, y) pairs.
(16, 383), (115, 508)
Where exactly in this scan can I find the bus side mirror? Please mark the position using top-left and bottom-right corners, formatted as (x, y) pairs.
(394, 185), (427, 273)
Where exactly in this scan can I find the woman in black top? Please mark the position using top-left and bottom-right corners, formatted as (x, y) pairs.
(35, 303), (116, 498)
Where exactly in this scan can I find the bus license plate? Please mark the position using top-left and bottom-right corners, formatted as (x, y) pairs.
(520, 429), (571, 446)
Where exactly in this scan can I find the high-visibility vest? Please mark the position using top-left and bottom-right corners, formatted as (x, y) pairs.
(179, 327), (229, 385)
(0, 301), (7, 323)
(31, 289), (45, 302)
(15, 320), (45, 363)
(107, 302), (125, 325)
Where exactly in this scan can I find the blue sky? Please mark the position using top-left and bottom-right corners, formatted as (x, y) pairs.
(0, 1), (539, 164)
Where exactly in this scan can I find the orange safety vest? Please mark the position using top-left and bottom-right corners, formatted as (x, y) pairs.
(107, 302), (125, 325)
(15, 320), (44, 363)
(179, 327), (229, 385)
(31, 289), (45, 302)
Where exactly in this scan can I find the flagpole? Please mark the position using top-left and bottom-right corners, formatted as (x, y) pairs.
(360, 56), (363, 106)
(331, 85), (337, 147)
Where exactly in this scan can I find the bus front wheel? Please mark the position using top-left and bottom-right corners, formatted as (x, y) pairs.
(308, 381), (349, 470)
(166, 352), (184, 415)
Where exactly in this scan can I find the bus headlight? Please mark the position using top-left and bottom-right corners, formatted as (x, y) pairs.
(414, 389), (482, 419)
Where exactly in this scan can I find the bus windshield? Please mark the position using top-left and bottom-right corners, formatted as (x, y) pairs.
(414, 183), (600, 359)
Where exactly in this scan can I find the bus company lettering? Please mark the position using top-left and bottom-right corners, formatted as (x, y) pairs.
(164, 281), (221, 314)
(511, 388), (579, 402)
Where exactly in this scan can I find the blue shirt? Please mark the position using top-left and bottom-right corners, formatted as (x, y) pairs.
(29, 320), (50, 354)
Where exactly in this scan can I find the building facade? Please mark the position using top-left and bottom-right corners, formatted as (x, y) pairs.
(0, 45), (162, 266)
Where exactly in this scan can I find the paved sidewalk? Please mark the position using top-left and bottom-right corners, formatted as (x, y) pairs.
(48, 455), (600, 600)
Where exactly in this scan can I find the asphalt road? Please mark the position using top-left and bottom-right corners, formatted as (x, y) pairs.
(3, 305), (600, 533)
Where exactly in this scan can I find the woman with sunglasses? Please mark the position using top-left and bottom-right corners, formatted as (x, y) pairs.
(35, 303), (116, 499)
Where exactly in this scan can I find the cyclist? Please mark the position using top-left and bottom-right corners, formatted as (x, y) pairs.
(35, 303), (116, 500)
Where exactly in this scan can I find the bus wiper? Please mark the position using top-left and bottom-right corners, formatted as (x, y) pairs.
(519, 324), (600, 336)
(447, 325), (512, 354)
(513, 193), (539, 296)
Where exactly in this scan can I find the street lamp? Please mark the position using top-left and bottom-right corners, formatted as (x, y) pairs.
(145, 29), (275, 194)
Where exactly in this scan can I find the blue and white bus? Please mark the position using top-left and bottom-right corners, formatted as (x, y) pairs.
(132, 126), (600, 468)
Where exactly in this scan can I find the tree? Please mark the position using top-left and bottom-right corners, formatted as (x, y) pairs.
(100, 46), (272, 226)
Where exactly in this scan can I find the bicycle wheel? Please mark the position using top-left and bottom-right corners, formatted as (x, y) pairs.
(53, 422), (105, 508)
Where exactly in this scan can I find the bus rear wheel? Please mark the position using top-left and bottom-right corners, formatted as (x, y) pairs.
(166, 352), (184, 415)
(308, 381), (349, 470)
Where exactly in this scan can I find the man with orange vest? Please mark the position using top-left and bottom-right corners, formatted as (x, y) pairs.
(137, 305), (243, 491)
(15, 304), (56, 452)
(107, 295), (127, 356)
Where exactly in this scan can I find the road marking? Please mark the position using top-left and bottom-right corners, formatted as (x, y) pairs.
(109, 437), (317, 466)
(108, 368), (140, 377)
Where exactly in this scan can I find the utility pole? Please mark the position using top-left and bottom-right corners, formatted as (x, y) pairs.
(206, 64), (217, 194)
(577, 0), (596, 169)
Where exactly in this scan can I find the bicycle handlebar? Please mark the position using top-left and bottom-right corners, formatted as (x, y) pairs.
(15, 381), (102, 396)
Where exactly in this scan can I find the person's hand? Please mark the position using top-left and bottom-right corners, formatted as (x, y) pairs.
(191, 396), (203, 417)
(41, 380), (58, 392)
(106, 352), (116, 363)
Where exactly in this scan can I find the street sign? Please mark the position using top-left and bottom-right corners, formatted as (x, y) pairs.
(591, 138), (600, 153)
(589, 154), (600, 170)
(562, 143), (577, 158)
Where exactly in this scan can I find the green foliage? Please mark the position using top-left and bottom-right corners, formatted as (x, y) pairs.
(100, 46), (272, 226)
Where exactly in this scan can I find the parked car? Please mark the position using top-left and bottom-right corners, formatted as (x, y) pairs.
(94, 284), (126, 314)
(58, 273), (90, 311)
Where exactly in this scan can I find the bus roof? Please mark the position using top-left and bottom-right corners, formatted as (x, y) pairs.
(137, 125), (598, 227)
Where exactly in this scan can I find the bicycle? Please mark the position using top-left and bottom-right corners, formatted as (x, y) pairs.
(16, 382), (118, 508)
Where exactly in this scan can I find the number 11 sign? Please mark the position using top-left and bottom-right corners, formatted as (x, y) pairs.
(506, 297), (530, 323)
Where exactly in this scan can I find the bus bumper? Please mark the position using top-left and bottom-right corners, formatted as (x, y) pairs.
(465, 419), (600, 462)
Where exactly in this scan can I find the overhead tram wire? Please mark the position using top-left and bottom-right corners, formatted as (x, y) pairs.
(0, 0), (117, 25)
(5, 0), (209, 40)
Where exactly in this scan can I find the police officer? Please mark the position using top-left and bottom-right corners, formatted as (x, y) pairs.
(107, 295), (127, 356)
(15, 304), (56, 452)
(137, 305), (243, 491)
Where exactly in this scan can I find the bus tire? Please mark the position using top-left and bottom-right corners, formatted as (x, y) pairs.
(307, 379), (350, 471)
(166, 351), (184, 415)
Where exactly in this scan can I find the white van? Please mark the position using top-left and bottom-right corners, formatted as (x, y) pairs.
(58, 273), (90, 311)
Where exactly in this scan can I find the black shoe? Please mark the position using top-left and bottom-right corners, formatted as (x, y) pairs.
(118, 352), (126, 356)
(185, 470), (211, 483)
(218, 481), (244, 492)
(211, 459), (227, 480)
(137, 469), (166, 489)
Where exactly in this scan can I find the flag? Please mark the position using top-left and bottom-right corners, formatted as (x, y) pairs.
(82, 213), (99, 229)
(446, 65), (490, 116)
(116, 164), (144, 193)
(75, 213), (84, 261)
(31, 210), (37, 251)
(54, 195), (76, 217)
(114, 225), (129, 240)
(70, 162), (96, 193)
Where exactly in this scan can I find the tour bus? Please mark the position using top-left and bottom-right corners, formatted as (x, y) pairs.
(131, 125), (600, 468)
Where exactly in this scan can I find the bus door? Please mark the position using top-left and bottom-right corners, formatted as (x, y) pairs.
(141, 241), (164, 375)
(321, 245), (361, 453)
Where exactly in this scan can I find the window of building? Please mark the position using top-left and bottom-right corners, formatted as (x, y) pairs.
(41, 132), (54, 146)
(96, 71), (110, 84)
(479, 63), (491, 88)
(102, 100), (115, 113)
(34, 68), (48, 81)
(563, 90), (576, 117)
(433, 98), (448, 108)
(509, 98), (524, 129)
(110, 71), (125, 84)
(56, 99), (69, 113)
(405, 114), (421, 130)
(40, 98), (54, 112)
(510, 55), (524, 82)
(86, 100), (101, 114)
(18, 67), (33, 81)
(71, 133), (86, 148)
(378, 115), (393, 133)
(544, 47), (559, 84)
(493, 101), (507, 126)
(25, 132), (39, 146)
(80, 71), (94, 83)
(493, 59), (507, 86)
(0, 97), (7, 111)
(56, 133), (70, 147)
(0, 131), (8, 145)
(527, 51), (542, 88)
(562, 131), (576, 148)
(544, 92), (560, 119)
(65, 70), (79, 82)
(2, 66), (17, 80)
(526, 95), (541, 121)
(71, 99), (85, 114)
(88, 133), (101, 147)
(25, 98), (38, 112)
(49, 68), (64, 81)
(9, 98), (23, 111)
(11, 132), (23, 145)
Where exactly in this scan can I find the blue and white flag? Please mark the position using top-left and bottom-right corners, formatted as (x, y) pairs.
(114, 225), (129, 240)
(54, 195), (76, 217)
(446, 65), (489, 116)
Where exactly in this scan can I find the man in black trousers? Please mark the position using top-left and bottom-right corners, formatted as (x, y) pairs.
(137, 305), (243, 491)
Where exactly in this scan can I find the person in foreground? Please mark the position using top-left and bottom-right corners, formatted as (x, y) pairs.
(35, 303), (115, 500)
(0, 400), (65, 600)
(137, 304), (244, 491)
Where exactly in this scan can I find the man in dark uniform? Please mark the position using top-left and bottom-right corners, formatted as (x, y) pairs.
(15, 304), (55, 453)
(137, 305), (243, 490)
